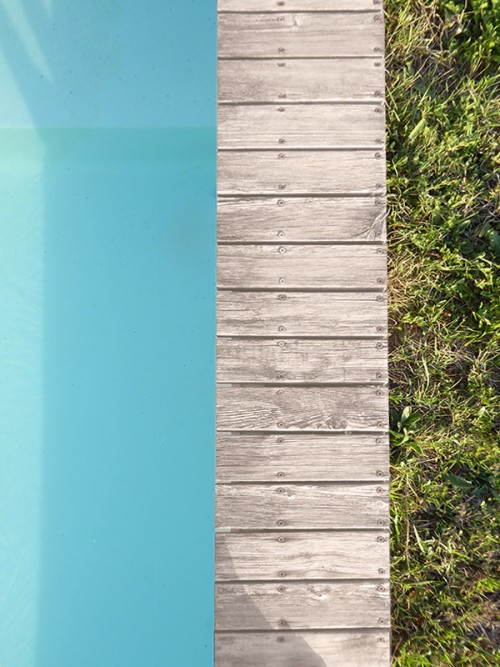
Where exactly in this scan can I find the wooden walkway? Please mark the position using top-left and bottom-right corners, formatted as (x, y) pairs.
(215, 1), (390, 665)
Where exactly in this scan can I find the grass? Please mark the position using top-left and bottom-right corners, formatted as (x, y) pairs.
(385, 0), (500, 664)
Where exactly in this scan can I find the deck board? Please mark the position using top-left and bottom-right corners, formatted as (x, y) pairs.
(219, 13), (384, 58)
(219, 0), (381, 11)
(216, 1), (389, 661)
(216, 432), (389, 481)
(215, 631), (390, 667)
(216, 581), (390, 629)
(218, 291), (387, 337)
(219, 59), (384, 102)
(218, 104), (384, 148)
(216, 531), (389, 579)
(218, 244), (386, 289)
(217, 196), (386, 242)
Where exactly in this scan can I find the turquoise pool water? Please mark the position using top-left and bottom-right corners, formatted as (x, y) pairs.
(0, 3), (216, 666)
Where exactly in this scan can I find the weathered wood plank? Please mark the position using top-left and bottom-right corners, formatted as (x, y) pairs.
(218, 150), (385, 195)
(217, 385), (387, 432)
(218, 104), (384, 149)
(216, 433), (389, 481)
(216, 581), (390, 629)
(216, 531), (389, 579)
(215, 631), (391, 667)
(219, 0), (381, 11)
(217, 244), (386, 289)
(216, 483), (389, 530)
(217, 338), (388, 384)
(217, 196), (386, 242)
(219, 13), (384, 58)
(219, 59), (384, 102)
(217, 291), (387, 337)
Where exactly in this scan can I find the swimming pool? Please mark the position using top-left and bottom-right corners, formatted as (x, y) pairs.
(0, 3), (216, 665)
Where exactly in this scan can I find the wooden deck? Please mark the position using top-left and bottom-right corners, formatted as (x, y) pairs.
(215, 1), (390, 664)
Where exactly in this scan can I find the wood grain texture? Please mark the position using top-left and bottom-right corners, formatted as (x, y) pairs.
(217, 196), (387, 242)
(219, 59), (384, 102)
(217, 291), (387, 337)
(219, 0), (381, 11)
(217, 244), (386, 289)
(217, 385), (388, 431)
(215, 631), (390, 667)
(218, 104), (385, 149)
(218, 150), (385, 195)
(216, 483), (389, 530)
(216, 531), (389, 579)
(216, 433), (389, 481)
(216, 581), (390, 629)
(219, 13), (384, 58)
(217, 338), (388, 384)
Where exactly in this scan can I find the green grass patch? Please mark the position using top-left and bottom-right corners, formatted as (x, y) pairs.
(385, 1), (500, 664)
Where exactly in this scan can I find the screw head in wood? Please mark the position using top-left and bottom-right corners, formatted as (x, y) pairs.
(374, 14), (383, 22)
(278, 94), (287, 99)
(374, 47), (382, 52)
(277, 520), (286, 526)
(376, 372), (383, 379)
(278, 107), (286, 112)
(378, 568), (386, 574)
(376, 438), (383, 444)
(278, 341), (286, 347)
(277, 487), (286, 494)
(277, 536), (286, 543)
(375, 152), (382, 159)
(379, 618), (386, 624)
(277, 199), (285, 206)
(278, 619), (287, 627)
(376, 390), (383, 396)
(277, 636), (285, 643)
(377, 278), (384, 284)
(377, 585), (385, 592)
(278, 138), (285, 144)
(376, 469), (384, 476)
(277, 436), (284, 443)
(376, 295), (384, 302)
(278, 585), (286, 592)
(375, 90), (383, 97)
(277, 471), (286, 478)
(376, 342), (384, 348)
(278, 246), (286, 253)
(277, 421), (285, 428)
(278, 47), (286, 54)
(279, 183), (286, 189)
(278, 153), (285, 159)
(278, 325), (286, 332)
(377, 535), (386, 543)
(278, 293), (286, 300)
(277, 62), (286, 67)
(279, 277), (285, 285)
(374, 61), (382, 67)
(377, 520), (385, 526)
(278, 570), (287, 577)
